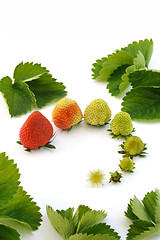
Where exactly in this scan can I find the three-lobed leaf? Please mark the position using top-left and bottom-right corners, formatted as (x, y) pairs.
(92, 39), (157, 120)
(126, 189), (160, 240)
(47, 204), (120, 240)
(0, 62), (67, 117)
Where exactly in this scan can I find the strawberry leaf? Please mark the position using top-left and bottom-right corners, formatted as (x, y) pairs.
(131, 223), (160, 240)
(76, 209), (107, 233)
(92, 57), (108, 80)
(0, 62), (67, 117)
(0, 153), (42, 238)
(129, 69), (160, 88)
(0, 225), (20, 240)
(125, 201), (138, 221)
(121, 87), (160, 119)
(98, 51), (134, 81)
(154, 189), (160, 224)
(119, 51), (146, 92)
(121, 38), (153, 68)
(142, 190), (157, 223)
(107, 64), (130, 96)
(46, 205), (76, 239)
(13, 62), (49, 82)
(56, 207), (74, 222)
(0, 152), (20, 207)
(130, 196), (151, 222)
(47, 204), (120, 240)
(0, 76), (35, 117)
(68, 233), (119, 240)
(26, 73), (67, 108)
(0, 186), (42, 231)
(126, 220), (154, 240)
(126, 189), (160, 240)
(82, 223), (120, 239)
(73, 205), (92, 227)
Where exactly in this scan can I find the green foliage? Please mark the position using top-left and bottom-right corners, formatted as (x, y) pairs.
(0, 225), (20, 240)
(97, 51), (134, 82)
(0, 152), (20, 207)
(0, 76), (35, 117)
(13, 62), (49, 82)
(121, 87), (160, 119)
(121, 69), (160, 119)
(92, 39), (153, 96)
(27, 73), (66, 108)
(120, 39), (153, 67)
(91, 39), (160, 120)
(119, 51), (146, 92)
(46, 204), (120, 240)
(128, 69), (160, 88)
(0, 152), (42, 238)
(47, 206), (76, 239)
(0, 62), (67, 117)
(76, 209), (107, 233)
(107, 64), (130, 96)
(125, 189), (160, 239)
(92, 57), (108, 79)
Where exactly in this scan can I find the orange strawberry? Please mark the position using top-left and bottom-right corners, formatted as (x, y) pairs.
(18, 111), (54, 150)
(52, 98), (83, 130)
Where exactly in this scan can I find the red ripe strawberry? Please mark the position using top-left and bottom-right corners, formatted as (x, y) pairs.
(19, 111), (54, 150)
(52, 98), (83, 130)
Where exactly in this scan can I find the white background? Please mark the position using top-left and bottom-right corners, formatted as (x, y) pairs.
(0, 1), (160, 239)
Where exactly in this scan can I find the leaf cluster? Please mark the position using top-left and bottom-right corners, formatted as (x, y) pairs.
(92, 39), (160, 120)
(0, 152), (42, 240)
(0, 62), (67, 117)
(125, 189), (160, 240)
(46, 204), (121, 240)
(122, 70), (160, 119)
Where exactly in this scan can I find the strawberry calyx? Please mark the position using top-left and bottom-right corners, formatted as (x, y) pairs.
(17, 133), (56, 151)
(107, 128), (136, 140)
(118, 142), (147, 158)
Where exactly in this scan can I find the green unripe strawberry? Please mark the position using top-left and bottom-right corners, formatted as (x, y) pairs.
(124, 136), (144, 156)
(110, 112), (133, 136)
(84, 99), (111, 126)
(109, 171), (123, 183)
(119, 157), (134, 172)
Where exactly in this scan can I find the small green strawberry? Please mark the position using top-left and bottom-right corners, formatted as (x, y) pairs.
(119, 157), (135, 172)
(109, 171), (123, 183)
